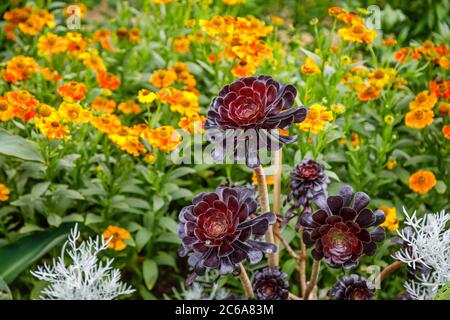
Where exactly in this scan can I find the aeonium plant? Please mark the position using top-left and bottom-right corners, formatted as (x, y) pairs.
(176, 76), (406, 300)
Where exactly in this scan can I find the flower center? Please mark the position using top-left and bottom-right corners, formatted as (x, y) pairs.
(0, 103), (8, 111)
(307, 109), (320, 120)
(299, 164), (319, 180)
(352, 25), (364, 34)
(204, 214), (228, 238)
(324, 228), (358, 257)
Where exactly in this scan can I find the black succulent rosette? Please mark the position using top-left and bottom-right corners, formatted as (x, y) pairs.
(392, 227), (432, 279)
(178, 186), (277, 277)
(253, 267), (289, 300)
(204, 75), (307, 168)
(283, 159), (330, 230)
(300, 185), (386, 269)
(328, 274), (375, 300)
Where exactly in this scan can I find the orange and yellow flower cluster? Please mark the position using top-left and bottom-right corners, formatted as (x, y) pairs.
(329, 7), (377, 45)
(3, 6), (54, 38)
(394, 40), (450, 69)
(199, 16), (273, 77)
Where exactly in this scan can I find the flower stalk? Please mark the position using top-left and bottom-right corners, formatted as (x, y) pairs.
(254, 165), (277, 268)
(304, 260), (320, 300)
(238, 263), (255, 299)
(272, 149), (283, 266)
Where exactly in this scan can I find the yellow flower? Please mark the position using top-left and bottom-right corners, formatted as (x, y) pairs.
(271, 16), (284, 25)
(150, 69), (177, 88)
(379, 206), (399, 232)
(331, 103), (346, 114)
(0, 96), (14, 122)
(118, 100), (141, 114)
(178, 113), (206, 135)
(409, 170), (436, 194)
(409, 90), (437, 110)
(0, 184), (10, 202)
(223, 0), (245, 5)
(35, 114), (70, 140)
(299, 104), (333, 133)
(102, 225), (131, 251)
(338, 21), (377, 44)
(58, 102), (91, 123)
(387, 159), (397, 170)
(169, 91), (200, 116)
(368, 68), (396, 88)
(300, 57), (321, 74)
(144, 152), (157, 164)
(384, 114), (395, 124)
(405, 109), (434, 129)
(137, 89), (157, 104)
(173, 36), (190, 53)
(251, 172), (274, 185)
(143, 126), (181, 152)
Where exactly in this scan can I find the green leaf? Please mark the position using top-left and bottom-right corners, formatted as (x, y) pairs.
(0, 277), (12, 300)
(154, 251), (177, 269)
(159, 217), (178, 234)
(0, 131), (44, 163)
(403, 155), (436, 167)
(47, 214), (62, 227)
(85, 213), (103, 225)
(435, 281), (450, 300)
(0, 224), (72, 283)
(136, 228), (152, 252)
(143, 259), (158, 290)
(153, 195), (164, 211)
(167, 167), (195, 180)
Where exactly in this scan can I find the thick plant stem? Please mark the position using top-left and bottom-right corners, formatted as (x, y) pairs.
(304, 260), (320, 300)
(378, 260), (404, 283)
(254, 165), (276, 268)
(299, 235), (307, 296)
(272, 149), (283, 266)
(238, 263), (255, 299)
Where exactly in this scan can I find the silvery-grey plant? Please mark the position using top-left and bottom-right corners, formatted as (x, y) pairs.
(394, 209), (450, 300)
(31, 224), (134, 300)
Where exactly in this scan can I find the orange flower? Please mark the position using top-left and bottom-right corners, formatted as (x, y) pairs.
(118, 100), (141, 114)
(429, 78), (450, 99)
(300, 57), (321, 75)
(379, 206), (399, 232)
(5, 90), (39, 121)
(2, 55), (37, 83)
(231, 60), (256, 77)
(409, 170), (436, 194)
(143, 126), (181, 152)
(128, 27), (141, 43)
(150, 69), (177, 88)
(90, 114), (122, 134)
(382, 39), (397, 46)
(173, 36), (190, 53)
(387, 159), (397, 170)
(78, 50), (106, 73)
(409, 90), (437, 110)
(405, 109), (434, 129)
(35, 114), (70, 140)
(65, 32), (89, 55)
(328, 7), (345, 16)
(93, 28), (114, 51)
(0, 96), (14, 122)
(58, 102), (91, 123)
(97, 72), (121, 90)
(39, 67), (61, 82)
(102, 225), (131, 251)
(178, 114), (206, 135)
(38, 33), (67, 55)
(0, 184), (10, 202)
(443, 125), (450, 139)
(394, 48), (412, 63)
(437, 102), (450, 117)
(63, 3), (88, 18)
(251, 171), (274, 185)
(37, 104), (57, 118)
(108, 127), (145, 157)
(91, 96), (116, 113)
(358, 85), (380, 101)
(57, 81), (88, 102)
(338, 21), (376, 44)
